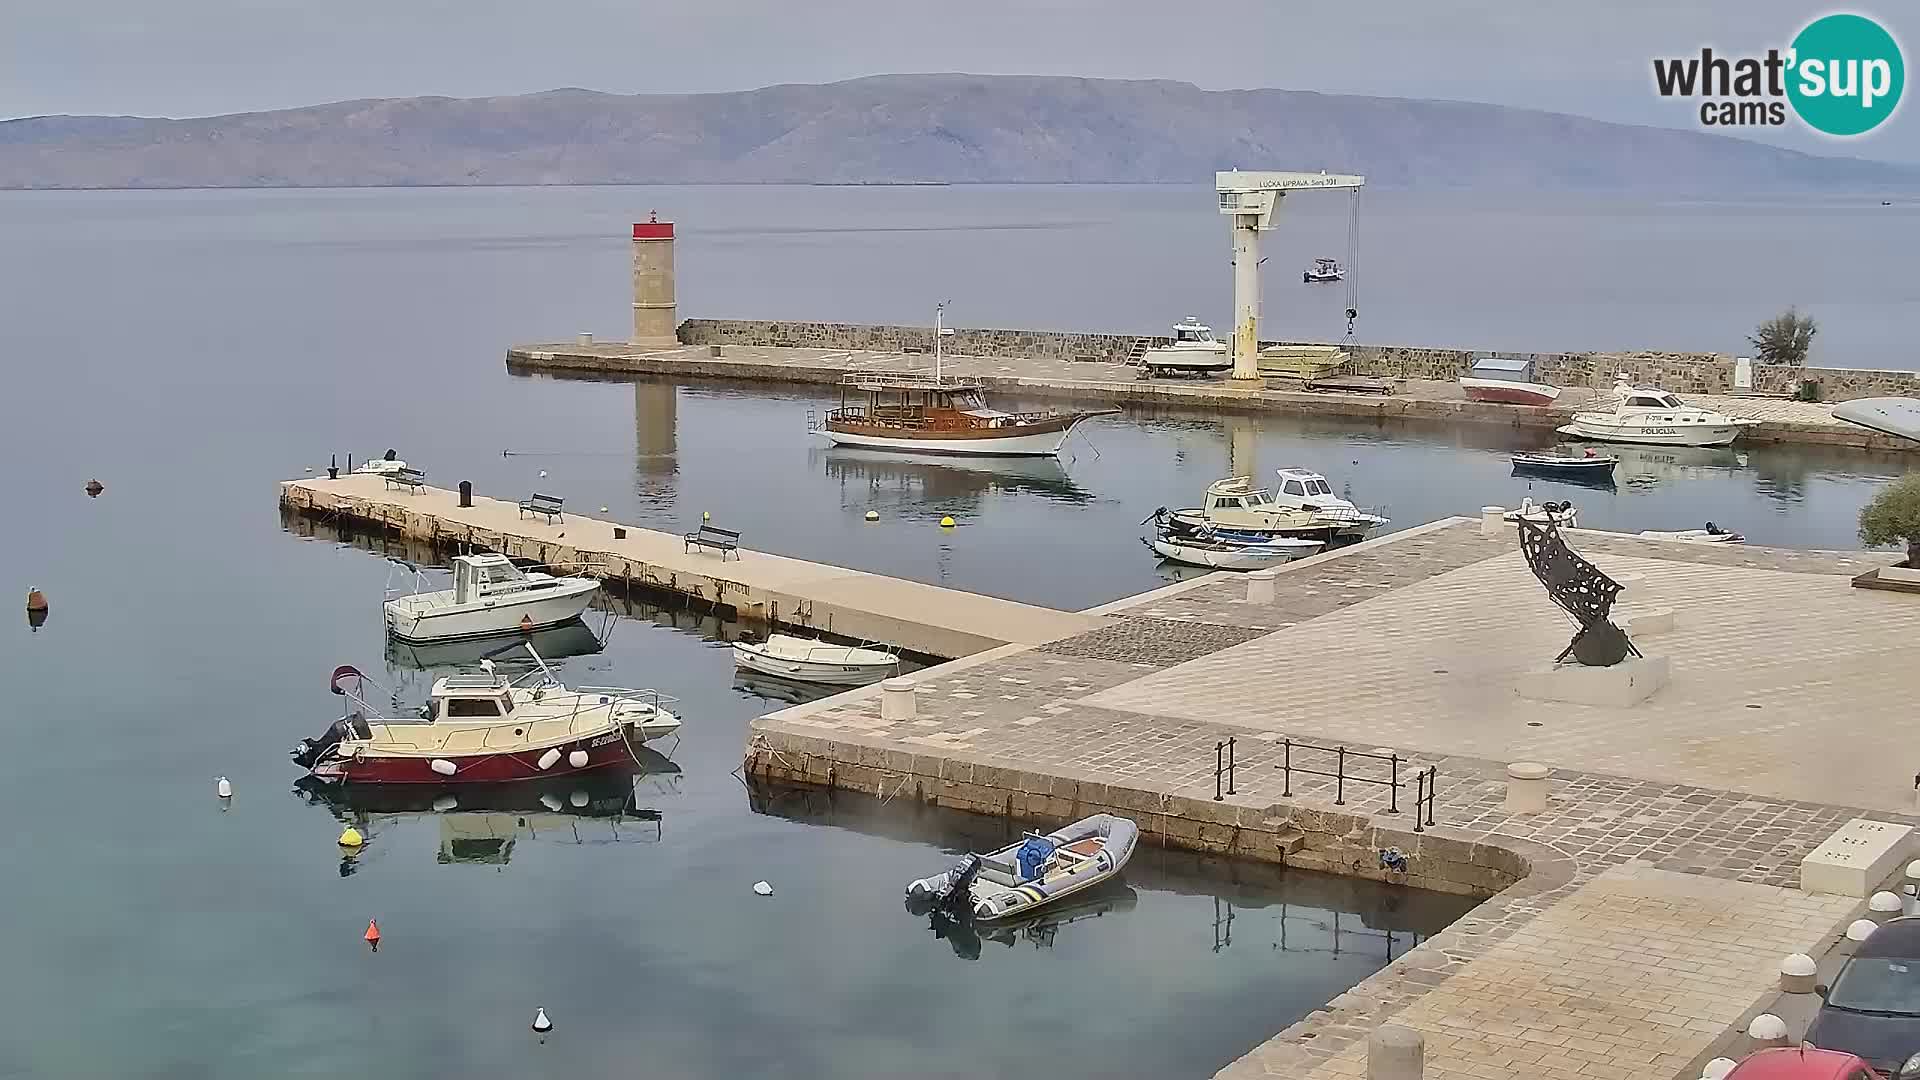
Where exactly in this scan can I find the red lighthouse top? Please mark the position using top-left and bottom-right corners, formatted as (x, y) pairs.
(632, 210), (673, 240)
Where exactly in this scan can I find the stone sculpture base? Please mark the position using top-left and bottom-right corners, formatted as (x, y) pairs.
(1514, 655), (1671, 708)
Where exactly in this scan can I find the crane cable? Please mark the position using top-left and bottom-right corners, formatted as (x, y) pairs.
(1344, 189), (1360, 339)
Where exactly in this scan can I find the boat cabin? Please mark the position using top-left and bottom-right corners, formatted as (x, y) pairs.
(1467, 356), (1541, 384)
(452, 554), (533, 605)
(1169, 319), (1218, 346)
(1619, 389), (1686, 410)
(1201, 477), (1284, 513)
(1273, 468), (1339, 505)
(424, 671), (517, 721)
(830, 371), (1041, 431)
(1312, 258), (1341, 274)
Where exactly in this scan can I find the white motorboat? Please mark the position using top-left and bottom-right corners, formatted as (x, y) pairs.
(1152, 476), (1348, 546)
(906, 814), (1138, 923)
(385, 554), (599, 643)
(1140, 318), (1231, 376)
(353, 451), (410, 475)
(1303, 257), (1344, 283)
(1270, 468), (1389, 542)
(1636, 525), (1745, 544)
(1459, 357), (1562, 407)
(732, 633), (900, 686)
(1504, 497), (1579, 527)
(1147, 532), (1323, 570)
(1558, 380), (1760, 447)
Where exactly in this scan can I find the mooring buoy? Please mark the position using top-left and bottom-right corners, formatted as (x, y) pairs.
(25, 588), (47, 613)
(216, 777), (232, 800)
(364, 919), (381, 951)
(864, 511), (879, 522)
(84, 479), (103, 498)
(338, 826), (364, 848)
(940, 516), (956, 528)
(532, 1007), (553, 1036)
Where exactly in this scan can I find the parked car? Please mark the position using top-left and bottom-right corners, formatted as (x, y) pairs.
(1806, 915), (1920, 1078)
(1727, 1047), (1886, 1080)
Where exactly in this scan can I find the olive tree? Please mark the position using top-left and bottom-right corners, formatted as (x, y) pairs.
(1859, 474), (1920, 567)
(1748, 308), (1817, 367)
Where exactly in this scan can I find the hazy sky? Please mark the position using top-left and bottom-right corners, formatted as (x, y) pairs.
(6, 0), (1914, 162)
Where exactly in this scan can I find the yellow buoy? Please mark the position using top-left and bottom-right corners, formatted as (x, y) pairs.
(864, 511), (879, 522)
(703, 510), (711, 522)
(338, 826), (365, 848)
(940, 516), (956, 528)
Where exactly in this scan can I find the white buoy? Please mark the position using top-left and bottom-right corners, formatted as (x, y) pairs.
(1848, 918), (1880, 941)
(600, 506), (609, 513)
(1745, 1013), (1787, 1045)
(532, 1006), (552, 1034)
(431, 793), (459, 812)
(539, 793), (563, 812)
(567, 750), (589, 768)
(752, 880), (774, 896)
(537, 748), (562, 771)
(1702, 1058), (1738, 1080)
(538, 470), (548, 478)
(569, 790), (588, 808)
(430, 758), (457, 776)
(216, 777), (232, 799)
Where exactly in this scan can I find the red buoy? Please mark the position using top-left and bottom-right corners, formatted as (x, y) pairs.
(364, 919), (382, 951)
(519, 613), (534, 633)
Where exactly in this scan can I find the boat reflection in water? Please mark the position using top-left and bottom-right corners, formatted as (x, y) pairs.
(293, 751), (680, 875)
(383, 616), (605, 671)
(732, 668), (849, 707)
(908, 884), (1140, 961)
(814, 446), (1093, 507)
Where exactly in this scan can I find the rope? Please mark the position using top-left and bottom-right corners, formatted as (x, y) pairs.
(1345, 189), (1361, 338)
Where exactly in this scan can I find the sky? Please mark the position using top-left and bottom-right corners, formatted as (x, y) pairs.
(5, 0), (1914, 163)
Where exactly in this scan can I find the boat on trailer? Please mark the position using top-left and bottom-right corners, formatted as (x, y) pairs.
(1140, 318), (1232, 377)
(384, 553), (599, 643)
(905, 813), (1138, 923)
(731, 633), (900, 686)
(291, 648), (680, 785)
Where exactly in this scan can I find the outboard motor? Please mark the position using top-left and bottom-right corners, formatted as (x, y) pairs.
(291, 720), (348, 770)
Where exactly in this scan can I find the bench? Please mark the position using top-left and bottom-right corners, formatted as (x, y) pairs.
(383, 467), (427, 493)
(518, 492), (564, 524)
(684, 523), (741, 560)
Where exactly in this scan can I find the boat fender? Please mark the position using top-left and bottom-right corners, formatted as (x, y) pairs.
(537, 748), (562, 771)
(1379, 847), (1409, 873)
(430, 758), (457, 776)
(569, 790), (588, 808)
(567, 750), (589, 768)
(431, 793), (458, 812)
(539, 793), (563, 812)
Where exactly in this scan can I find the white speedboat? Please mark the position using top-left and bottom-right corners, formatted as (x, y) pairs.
(732, 633), (900, 686)
(1147, 532), (1322, 570)
(1140, 318), (1231, 376)
(1636, 525), (1744, 544)
(906, 814), (1138, 923)
(1504, 497), (1579, 527)
(1270, 468), (1389, 543)
(1303, 258), (1344, 283)
(1558, 380), (1760, 447)
(1459, 357), (1561, 407)
(385, 554), (599, 643)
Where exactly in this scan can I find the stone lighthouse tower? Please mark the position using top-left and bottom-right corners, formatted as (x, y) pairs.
(631, 212), (677, 348)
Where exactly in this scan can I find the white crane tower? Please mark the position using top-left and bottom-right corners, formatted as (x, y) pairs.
(1216, 169), (1366, 383)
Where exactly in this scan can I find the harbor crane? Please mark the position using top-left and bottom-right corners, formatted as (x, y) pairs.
(1216, 170), (1366, 383)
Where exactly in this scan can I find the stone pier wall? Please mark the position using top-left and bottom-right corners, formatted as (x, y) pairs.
(677, 318), (1920, 401)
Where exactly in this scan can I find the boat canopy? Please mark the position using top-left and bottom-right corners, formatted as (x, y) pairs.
(1275, 469), (1335, 498)
(1171, 320), (1215, 343)
(1468, 356), (1538, 382)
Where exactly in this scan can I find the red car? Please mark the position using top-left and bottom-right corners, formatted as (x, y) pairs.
(1727, 1048), (1887, 1080)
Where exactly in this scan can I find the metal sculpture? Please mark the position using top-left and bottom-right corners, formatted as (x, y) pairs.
(1517, 519), (1638, 666)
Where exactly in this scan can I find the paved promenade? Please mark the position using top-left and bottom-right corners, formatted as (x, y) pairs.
(747, 520), (1913, 1078)
(507, 340), (1909, 451)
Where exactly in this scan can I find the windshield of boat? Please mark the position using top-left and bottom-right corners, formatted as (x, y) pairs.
(1306, 478), (1334, 496)
(482, 563), (523, 584)
(1241, 490), (1273, 507)
(1826, 957), (1920, 1015)
(1625, 393), (1683, 409)
(1175, 326), (1212, 343)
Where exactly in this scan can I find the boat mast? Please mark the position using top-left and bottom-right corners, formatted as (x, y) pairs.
(934, 301), (945, 382)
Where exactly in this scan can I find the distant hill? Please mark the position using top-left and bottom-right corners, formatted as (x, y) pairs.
(3, 73), (1915, 191)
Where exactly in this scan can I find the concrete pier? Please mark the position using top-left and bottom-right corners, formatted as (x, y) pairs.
(279, 474), (1100, 659)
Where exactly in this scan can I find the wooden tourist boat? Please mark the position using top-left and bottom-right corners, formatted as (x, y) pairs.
(291, 648), (679, 785)
(820, 371), (1112, 457)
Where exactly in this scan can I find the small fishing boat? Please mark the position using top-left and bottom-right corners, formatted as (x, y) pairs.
(732, 633), (900, 686)
(1303, 257), (1344, 283)
(1636, 524), (1745, 544)
(352, 450), (410, 476)
(385, 554), (599, 643)
(1558, 379), (1760, 447)
(1152, 476), (1349, 546)
(905, 813), (1138, 923)
(1511, 450), (1618, 476)
(1140, 318), (1232, 377)
(1460, 357), (1562, 407)
(291, 648), (680, 785)
(1504, 498), (1579, 527)
(1270, 468), (1389, 542)
(1147, 532), (1323, 570)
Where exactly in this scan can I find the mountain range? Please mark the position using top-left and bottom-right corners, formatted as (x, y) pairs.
(2, 73), (1914, 191)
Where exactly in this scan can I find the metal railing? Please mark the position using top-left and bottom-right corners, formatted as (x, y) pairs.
(1213, 737), (1237, 801)
(1277, 738), (1439, 830)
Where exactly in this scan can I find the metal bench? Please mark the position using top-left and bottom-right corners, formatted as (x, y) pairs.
(684, 523), (741, 560)
(384, 467), (427, 493)
(518, 492), (564, 524)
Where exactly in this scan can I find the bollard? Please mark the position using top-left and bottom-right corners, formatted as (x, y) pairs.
(1701, 1059), (1738, 1080)
(1480, 506), (1505, 538)
(1247, 568), (1278, 604)
(458, 480), (472, 508)
(1847, 918), (1879, 942)
(1367, 1024), (1424, 1080)
(577, 332), (594, 346)
(613, 527), (626, 540)
(1504, 761), (1551, 814)
(1779, 953), (1817, 994)
(1871, 891), (1904, 921)
(1745, 1014), (1788, 1048)
(880, 677), (918, 722)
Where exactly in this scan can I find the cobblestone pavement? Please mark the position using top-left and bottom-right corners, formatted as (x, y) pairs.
(757, 520), (1911, 1079)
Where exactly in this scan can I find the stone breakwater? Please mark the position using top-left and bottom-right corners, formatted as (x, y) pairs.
(677, 318), (1920, 401)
